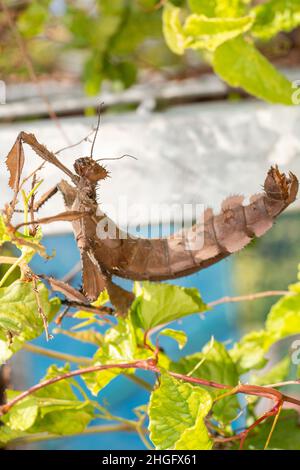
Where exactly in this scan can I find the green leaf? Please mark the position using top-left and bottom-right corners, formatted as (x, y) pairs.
(171, 340), (239, 423)
(0, 426), (27, 446)
(229, 329), (276, 373)
(246, 357), (291, 406)
(149, 372), (213, 450)
(131, 281), (207, 330)
(183, 14), (254, 51)
(105, 61), (138, 89)
(169, 0), (185, 6)
(252, 0), (300, 40)
(266, 293), (300, 337)
(18, 1), (50, 39)
(163, 4), (253, 54)
(188, 0), (248, 18)
(2, 364), (95, 437)
(83, 52), (103, 95)
(82, 318), (150, 396)
(0, 280), (60, 363)
(212, 36), (294, 105)
(159, 328), (187, 350)
(249, 356), (291, 388)
(0, 215), (48, 261)
(163, 4), (188, 54)
(4, 396), (38, 432)
(0, 216), (10, 245)
(231, 285), (300, 373)
(245, 410), (300, 450)
(92, 289), (110, 306)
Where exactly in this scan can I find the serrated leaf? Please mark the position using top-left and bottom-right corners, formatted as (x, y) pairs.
(149, 373), (213, 450)
(266, 293), (300, 337)
(171, 341), (239, 423)
(183, 14), (254, 51)
(252, 0), (300, 40)
(159, 328), (187, 350)
(82, 318), (150, 396)
(0, 280), (60, 363)
(131, 281), (207, 330)
(213, 36), (294, 104)
(2, 364), (95, 438)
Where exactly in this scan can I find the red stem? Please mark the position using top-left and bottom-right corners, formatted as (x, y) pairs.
(1, 358), (299, 419)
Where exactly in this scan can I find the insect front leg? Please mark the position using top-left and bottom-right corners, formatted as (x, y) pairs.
(6, 132), (78, 195)
(18, 132), (78, 184)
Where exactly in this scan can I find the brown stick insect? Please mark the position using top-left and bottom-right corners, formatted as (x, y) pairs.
(5, 116), (299, 315)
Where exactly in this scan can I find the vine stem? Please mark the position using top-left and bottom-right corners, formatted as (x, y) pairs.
(207, 290), (292, 309)
(264, 402), (283, 450)
(1, 359), (300, 417)
(149, 290), (292, 337)
(0, 252), (27, 288)
(23, 343), (153, 391)
(0, 257), (19, 265)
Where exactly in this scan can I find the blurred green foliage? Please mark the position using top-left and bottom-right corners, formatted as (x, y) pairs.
(1, 0), (185, 92)
(163, 0), (300, 104)
(233, 211), (300, 331)
(1, 0), (300, 102)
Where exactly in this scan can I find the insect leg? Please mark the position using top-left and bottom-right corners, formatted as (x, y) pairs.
(19, 132), (78, 184)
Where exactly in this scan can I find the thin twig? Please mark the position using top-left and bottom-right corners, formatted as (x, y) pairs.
(207, 290), (292, 309)
(0, 256), (19, 265)
(23, 343), (153, 392)
(264, 402), (283, 450)
(19, 162), (45, 191)
(32, 277), (52, 341)
(0, 252), (26, 288)
(267, 379), (300, 388)
(10, 423), (134, 445)
(149, 290), (293, 338)
(23, 343), (92, 366)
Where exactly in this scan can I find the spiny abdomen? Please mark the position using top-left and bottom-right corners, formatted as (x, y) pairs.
(94, 167), (298, 281)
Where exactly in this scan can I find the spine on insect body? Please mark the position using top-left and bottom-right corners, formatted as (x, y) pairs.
(93, 166), (298, 281)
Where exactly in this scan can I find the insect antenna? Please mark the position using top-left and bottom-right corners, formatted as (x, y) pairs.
(90, 102), (104, 159)
(96, 154), (138, 162)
